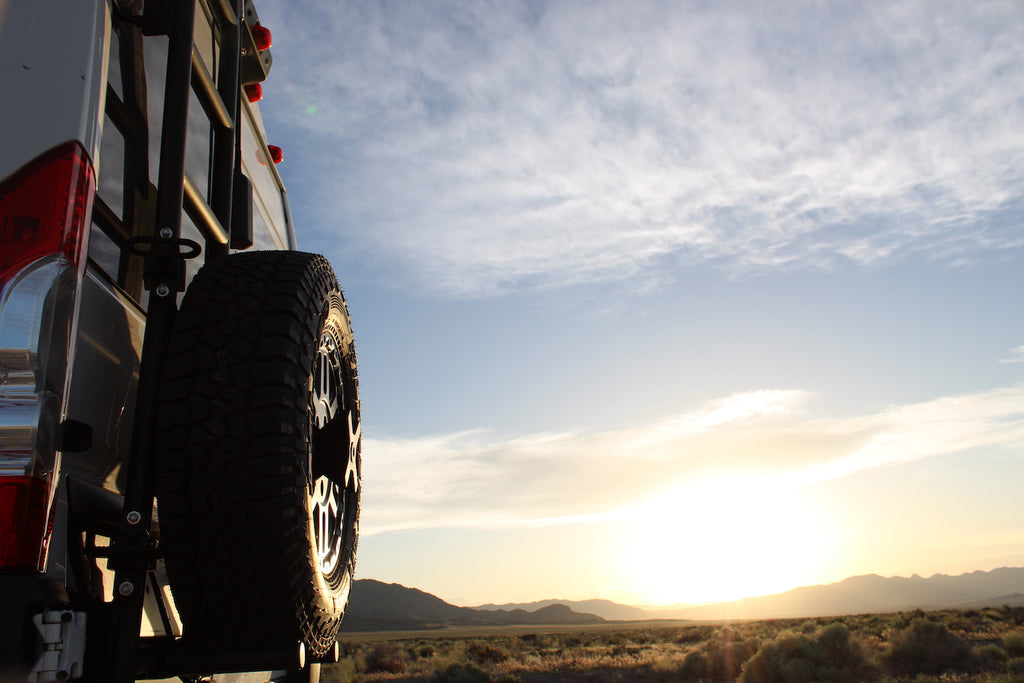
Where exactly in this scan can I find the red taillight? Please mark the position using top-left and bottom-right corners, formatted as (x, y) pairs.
(0, 477), (51, 571)
(0, 142), (94, 573)
(268, 145), (283, 164)
(244, 83), (263, 103)
(252, 25), (272, 51)
(0, 142), (95, 285)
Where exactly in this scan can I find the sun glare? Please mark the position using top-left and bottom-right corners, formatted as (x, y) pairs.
(624, 475), (832, 606)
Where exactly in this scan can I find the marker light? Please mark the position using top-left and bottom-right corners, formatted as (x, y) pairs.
(252, 25), (272, 52)
(244, 83), (263, 103)
(268, 145), (283, 164)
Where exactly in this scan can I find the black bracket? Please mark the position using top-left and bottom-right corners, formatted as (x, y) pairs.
(127, 235), (202, 293)
(85, 533), (161, 571)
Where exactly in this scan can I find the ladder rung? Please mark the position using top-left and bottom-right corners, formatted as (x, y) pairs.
(183, 174), (229, 245)
(191, 48), (232, 130)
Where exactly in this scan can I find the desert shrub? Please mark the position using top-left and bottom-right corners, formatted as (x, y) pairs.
(739, 623), (876, 683)
(419, 643), (437, 658)
(707, 638), (758, 681)
(519, 633), (553, 649)
(1000, 605), (1024, 626)
(467, 639), (510, 664)
(1010, 657), (1024, 675)
(677, 650), (708, 681)
(319, 659), (359, 683)
(975, 643), (1009, 671)
(430, 662), (491, 683)
(1002, 629), (1024, 657)
(816, 623), (875, 673)
(597, 631), (626, 647)
(680, 626), (757, 681)
(363, 641), (410, 674)
(884, 618), (972, 676)
(559, 633), (583, 648)
(677, 625), (718, 644)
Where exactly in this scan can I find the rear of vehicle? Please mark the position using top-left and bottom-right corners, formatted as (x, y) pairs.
(0, 1), (360, 681)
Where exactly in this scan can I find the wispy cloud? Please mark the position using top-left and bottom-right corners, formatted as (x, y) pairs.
(263, 1), (1024, 296)
(999, 345), (1024, 364)
(360, 384), (1024, 535)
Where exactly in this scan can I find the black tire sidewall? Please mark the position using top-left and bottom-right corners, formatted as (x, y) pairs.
(155, 251), (359, 655)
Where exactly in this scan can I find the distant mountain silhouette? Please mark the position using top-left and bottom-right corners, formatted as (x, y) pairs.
(341, 568), (1024, 631)
(340, 579), (605, 631)
(668, 567), (1024, 620)
(474, 598), (650, 621)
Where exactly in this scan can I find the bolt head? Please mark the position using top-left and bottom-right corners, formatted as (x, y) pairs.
(160, 227), (174, 239)
(155, 284), (171, 298)
(117, 580), (135, 597)
(126, 510), (142, 525)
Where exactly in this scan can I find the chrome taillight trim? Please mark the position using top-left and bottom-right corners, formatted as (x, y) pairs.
(0, 257), (75, 479)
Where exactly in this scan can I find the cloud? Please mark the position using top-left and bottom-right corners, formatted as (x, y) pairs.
(360, 384), (1024, 535)
(262, 1), (1024, 296)
(999, 345), (1024, 364)
(787, 386), (1024, 486)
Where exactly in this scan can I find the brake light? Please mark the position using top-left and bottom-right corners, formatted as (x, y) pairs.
(0, 477), (51, 571)
(0, 142), (94, 286)
(0, 141), (94, 573)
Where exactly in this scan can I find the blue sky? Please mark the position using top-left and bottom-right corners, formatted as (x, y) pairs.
(257, 0), (1024, 606)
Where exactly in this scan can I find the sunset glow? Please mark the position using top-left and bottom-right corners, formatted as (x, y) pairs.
(257, 0), (1024, 608)
(625, 476), (833, 606)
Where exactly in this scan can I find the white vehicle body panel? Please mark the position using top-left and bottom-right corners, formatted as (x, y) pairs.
(0, 1), (109, 178)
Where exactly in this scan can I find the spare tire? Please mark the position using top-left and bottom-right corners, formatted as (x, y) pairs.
(156, 251), (360, 658)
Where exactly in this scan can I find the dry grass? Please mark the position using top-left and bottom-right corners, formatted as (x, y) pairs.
(323, 606), (1024, 682)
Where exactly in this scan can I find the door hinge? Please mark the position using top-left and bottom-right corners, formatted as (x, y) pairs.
(29, 610), (87, 682)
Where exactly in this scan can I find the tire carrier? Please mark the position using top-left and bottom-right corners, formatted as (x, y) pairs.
(88, 0), (306, 679)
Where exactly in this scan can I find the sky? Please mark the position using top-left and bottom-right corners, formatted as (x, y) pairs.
(256, 0), (1024, 608)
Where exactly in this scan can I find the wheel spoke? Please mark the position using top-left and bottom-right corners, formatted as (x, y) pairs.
(311, 475), (342, 575)
(345, 412), (361, 493)
(310, 328), (357, 581)
(313, 334), (341, 429)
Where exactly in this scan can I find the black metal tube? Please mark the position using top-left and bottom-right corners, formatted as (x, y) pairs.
(152, 4), (196, 246)
(109, 0), (196, 680)
(210, 0), (238, 26)
(209, 0), (242, 259)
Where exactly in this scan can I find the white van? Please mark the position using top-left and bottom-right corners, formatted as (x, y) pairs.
(0, 1), (361, 681)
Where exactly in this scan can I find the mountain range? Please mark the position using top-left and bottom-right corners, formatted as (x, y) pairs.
(340, 579), (605, 632)
(481, 567), (1024, 621)
(340, 567), (1024, 632)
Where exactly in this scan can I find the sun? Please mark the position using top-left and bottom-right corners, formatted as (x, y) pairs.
(623, 474), (833, 606)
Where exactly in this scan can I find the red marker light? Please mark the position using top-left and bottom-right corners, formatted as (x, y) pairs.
(252, 25), (272, 51)
(268, 145), (283, 164)
(244, 83), (263, 103)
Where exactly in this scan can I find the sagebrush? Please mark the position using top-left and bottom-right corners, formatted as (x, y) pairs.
(323, 605), (1024, 682)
